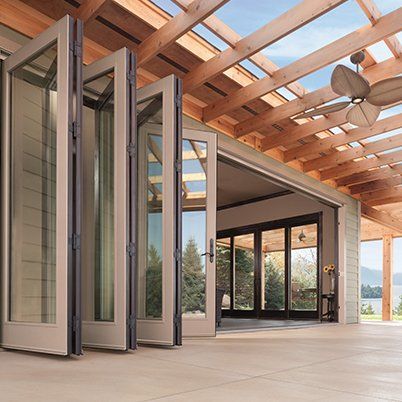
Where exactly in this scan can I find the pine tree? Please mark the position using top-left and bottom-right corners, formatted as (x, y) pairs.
(182, 238), (205, 314)
(394, 295), (402, 317)
(146, 244), (162, 318)
(264, 253), (285, 310)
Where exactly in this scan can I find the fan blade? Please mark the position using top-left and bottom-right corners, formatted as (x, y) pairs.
(294, 101), (350, 119)
(366, 77), (402, 106)
(331, 65), (370, 98)
(346, 101), (381, 127)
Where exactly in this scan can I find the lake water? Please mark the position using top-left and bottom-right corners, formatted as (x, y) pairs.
(362, 285), (402, 314)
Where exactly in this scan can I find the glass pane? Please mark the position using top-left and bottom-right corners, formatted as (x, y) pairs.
(10, 43), (58, 323)
(234, 233), (254, 310)
(182, 139), (207, 316)
(290, 224), (318, 311)
(137, 94), (164, 320)
(262, 228), (285, 311)
(83, 72), (115, 322)
(216, 238), (231, 310)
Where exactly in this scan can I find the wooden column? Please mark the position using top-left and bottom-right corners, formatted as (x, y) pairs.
(382, 234), (393, 320)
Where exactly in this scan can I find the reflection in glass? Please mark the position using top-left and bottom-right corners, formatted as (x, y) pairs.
(216, 238), (231, 310)
(262, 229), (285, 310)
(83, 72), (115, 321)
(137, 94), (164, 320)
(234, 234), (254, 310)
(182, 139), (207, 316)
(10, 43), (58, 323)
(291, 224), (318, 311)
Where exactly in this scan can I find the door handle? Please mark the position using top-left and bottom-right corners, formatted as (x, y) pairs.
(201, 238), (215, 263)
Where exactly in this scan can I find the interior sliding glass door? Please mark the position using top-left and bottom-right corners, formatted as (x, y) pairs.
(136, 75), (182, 346)
(81, 48), (136, 350)
(1, 16), (82, 355)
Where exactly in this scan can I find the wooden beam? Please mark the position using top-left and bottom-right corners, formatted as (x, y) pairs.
(368, 195), (402, 206)
(361, 186), (402, 203)
(237, 56), (402, 140)
(382, 233), (393, 320)
(357, 0), (402, 58)
(337, 165), (402, 187)
(321, 149), (402, 181)
(172, 0), (308, 99)
(182, 0), (346, 93)
(203, 7), (402, 122)
(304, 131), (402, 173)
(136, 0), (229, 66)
(284, 111), (402, 162)
(350, 175), (402, 195)
(361, 203), (402, 232)
(74, 0), (109, 23)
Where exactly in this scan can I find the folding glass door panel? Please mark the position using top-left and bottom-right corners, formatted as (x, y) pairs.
(82, 48), (136, 350)
(137, 75), (182, 346)
(1, 16), (81, 355)
(182, 129), (217, 337)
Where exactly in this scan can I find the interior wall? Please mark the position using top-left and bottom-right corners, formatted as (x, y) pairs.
(217, 193), (336, 294)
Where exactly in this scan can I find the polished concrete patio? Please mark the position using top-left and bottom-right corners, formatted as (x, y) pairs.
(1, 323), (402, 401)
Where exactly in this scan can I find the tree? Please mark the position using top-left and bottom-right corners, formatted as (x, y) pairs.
(146, 244), (162, 318)
(393, 295), (402, 317)
(182, 237), (205, 314)
(361, 284), (382, 298)
(234, 247), (254, 310)
(361, 303), (375, 315)
(264, 252), (285, 310)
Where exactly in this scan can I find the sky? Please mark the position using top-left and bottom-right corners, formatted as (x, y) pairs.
(151, 0), (401, 96)
(361, 238), (402, 274)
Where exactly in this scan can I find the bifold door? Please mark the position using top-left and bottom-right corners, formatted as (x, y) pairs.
(182, 129), (217, 337)
(136, 75), (182, 346)
(81, 48), (136, 350)
(1, 16), (82, 355)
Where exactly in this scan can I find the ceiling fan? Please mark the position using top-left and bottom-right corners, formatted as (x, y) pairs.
(293, 51), (402, 127)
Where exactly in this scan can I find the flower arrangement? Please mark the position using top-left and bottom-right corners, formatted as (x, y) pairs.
(323, 264), (336, 294)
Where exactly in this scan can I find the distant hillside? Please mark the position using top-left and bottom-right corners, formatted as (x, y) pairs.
(361, 266), (402, 286)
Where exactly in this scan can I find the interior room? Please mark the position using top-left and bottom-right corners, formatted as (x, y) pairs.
(214, 157), (338, 331)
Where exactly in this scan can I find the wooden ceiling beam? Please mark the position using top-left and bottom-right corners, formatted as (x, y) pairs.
(361, 186), (402, 203)
(367, 195), (402, 206)
(238, 56), (402, 140)
(361, 203), (402, 232)
(203, 7), (402, 123)
(337, 165), (402, 187)
(321, 149), (402, 181)
(172, 0), (308, 99)
(284, 112), (402, 162)
(350, 175), (402, 195)
(136, 0), (229, 66)
(74, 0), (109, 23)
(182, 0), (345, 93)
(304, 130), (402, 173)
(356, 0), (402, 57)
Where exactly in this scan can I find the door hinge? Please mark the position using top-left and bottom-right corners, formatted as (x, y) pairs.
(174, 159), (182, 172)
(127, 314), (136, 330)
(126, 242), (136, 258)
(174, 249), (182, 263)
(174, 314), (181, 327)
(69, 121), (80, 139)
(126, 72), (135, 85)
(72, 233), (80, 250)
(71, 40), (82, 57)
(72, 315), (80, 332)
(127, 143), (136, 158)
(175, 93), (182, 108)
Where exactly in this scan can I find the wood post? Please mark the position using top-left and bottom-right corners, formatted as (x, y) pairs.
(382, 234), (393, 320)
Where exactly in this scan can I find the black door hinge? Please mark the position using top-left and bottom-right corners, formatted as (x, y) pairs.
(127, 143), (136, 158)
(173, 314), (181, 327)
(71, 41), (82, 57)
(72, 233), (80, 250)
(71, 315), (80, 332)
(174, 249), (182, 263)
(127, 314), (136, 330)
(69, 121), (80, 139)
(127, 242), (136, 258)
(127, 72), (135, 85)
(175, 93), (182, 108)
(174, 159), (182, 172)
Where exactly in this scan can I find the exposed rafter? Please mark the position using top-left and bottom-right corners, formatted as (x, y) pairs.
(350, 175), (402, 195)
(361, 203), (402, 233)
(74, 0), (109, 23)
(203, 7), (402, 122)
(136, 0), (229, 66)
(182, 0), (346, 93)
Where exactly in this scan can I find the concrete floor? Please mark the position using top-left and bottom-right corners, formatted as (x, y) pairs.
(1, 323), (402, 401)
(217, 317), (322, 332)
